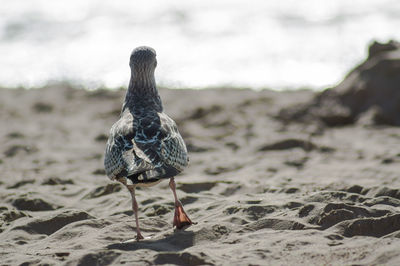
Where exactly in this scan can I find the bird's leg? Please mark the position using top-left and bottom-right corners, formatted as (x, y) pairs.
(128, 186), (144, 240)
(169, 177), (195, 229)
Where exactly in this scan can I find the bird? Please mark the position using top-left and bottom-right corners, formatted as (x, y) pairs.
(104, 46), (194, 240)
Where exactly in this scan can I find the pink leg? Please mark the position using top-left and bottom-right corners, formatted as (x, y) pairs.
(128, 187), (144, 240)
(169, 177), (195, 229)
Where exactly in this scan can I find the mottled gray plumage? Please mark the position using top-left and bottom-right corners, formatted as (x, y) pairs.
(103, 46), (194, 239)
(104, 46), (188, 186)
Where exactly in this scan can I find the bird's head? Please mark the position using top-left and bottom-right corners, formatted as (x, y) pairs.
(129, 46), (157, 73)
(126, 46), (161, 105)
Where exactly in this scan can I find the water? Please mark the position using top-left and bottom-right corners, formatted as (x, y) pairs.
(1, 0), (400, 90)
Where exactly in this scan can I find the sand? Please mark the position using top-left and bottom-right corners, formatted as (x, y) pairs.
(1, 80), (400, 266)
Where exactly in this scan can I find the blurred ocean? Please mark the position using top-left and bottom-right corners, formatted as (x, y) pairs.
(1, 0), (400, 90)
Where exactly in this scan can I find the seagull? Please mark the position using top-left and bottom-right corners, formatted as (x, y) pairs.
(104, 46), (194, 240)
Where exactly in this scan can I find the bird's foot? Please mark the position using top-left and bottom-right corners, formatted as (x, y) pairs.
(136, 232), (144, 241)
(173, 203), (196, 230)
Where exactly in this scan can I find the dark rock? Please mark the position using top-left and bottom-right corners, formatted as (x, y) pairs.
(368, 40), (400, 59)
(278, 40), (400, 126)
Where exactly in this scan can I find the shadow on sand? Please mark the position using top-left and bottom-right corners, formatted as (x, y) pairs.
(107, 230), (195, 252)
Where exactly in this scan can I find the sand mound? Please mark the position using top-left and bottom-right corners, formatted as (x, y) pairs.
(279, 40), (400, 126)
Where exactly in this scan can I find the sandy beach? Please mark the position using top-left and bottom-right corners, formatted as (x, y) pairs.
(1, 41), (400, 265)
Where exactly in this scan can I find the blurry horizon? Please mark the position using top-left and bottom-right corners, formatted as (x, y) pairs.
(1, 0), (400, 90)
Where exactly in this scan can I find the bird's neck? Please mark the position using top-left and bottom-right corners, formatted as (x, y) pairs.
(123, 73), (163, 113)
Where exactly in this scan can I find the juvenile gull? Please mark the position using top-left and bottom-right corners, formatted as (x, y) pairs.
(104, 46), (194, 240)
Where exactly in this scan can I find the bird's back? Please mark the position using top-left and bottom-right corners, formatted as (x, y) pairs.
(104, 106), (188, 185)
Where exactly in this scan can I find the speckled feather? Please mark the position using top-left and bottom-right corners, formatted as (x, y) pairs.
(104, 46), (188, 185)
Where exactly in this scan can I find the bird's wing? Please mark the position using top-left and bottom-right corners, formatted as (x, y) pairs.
(133, 112), (188, 172)
(104, 113), (154, 180)
(158, 112), (189, 172)
(104, 111), (188, 180)
(134, 112), (188, 172)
